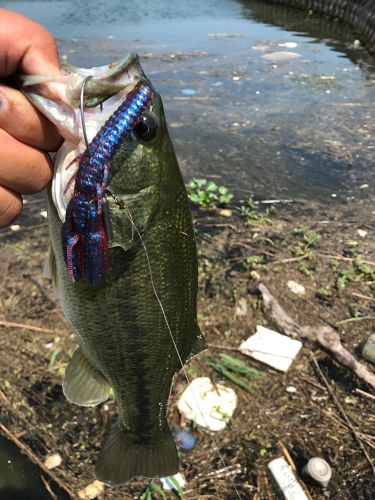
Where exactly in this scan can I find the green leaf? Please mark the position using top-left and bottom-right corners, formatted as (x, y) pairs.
(167, 476), (185, 499)
(149, 482), (167, 499)
(206, 181), (218, 192)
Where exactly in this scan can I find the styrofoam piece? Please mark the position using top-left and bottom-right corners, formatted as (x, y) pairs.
(177, 377), (237, 431)
(239, 325), (302, 372)
(161, 472), (187, 491)
(268, 457), (308, 500)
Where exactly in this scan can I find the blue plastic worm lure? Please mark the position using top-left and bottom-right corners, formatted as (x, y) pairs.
(62, 84), (153, 286)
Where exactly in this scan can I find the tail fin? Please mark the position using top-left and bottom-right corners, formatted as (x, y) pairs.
(95, 423), (179, 485)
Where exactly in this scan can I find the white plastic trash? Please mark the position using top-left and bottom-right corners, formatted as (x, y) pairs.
(268, 457), (308, 500)
(239, 325), (302, 372)
(161, 473), (187, 491)
(177, 377), (237, 431)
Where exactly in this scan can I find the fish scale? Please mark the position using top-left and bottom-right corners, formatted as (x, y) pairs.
(24, 54), (207, 485)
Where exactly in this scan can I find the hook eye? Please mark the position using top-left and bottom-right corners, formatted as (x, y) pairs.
(134, 114), (157, 142)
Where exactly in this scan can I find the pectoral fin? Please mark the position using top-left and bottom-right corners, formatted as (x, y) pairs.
(63, 347), (111, 407)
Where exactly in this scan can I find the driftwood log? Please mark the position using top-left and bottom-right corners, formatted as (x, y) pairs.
(258, 283), (375, 391)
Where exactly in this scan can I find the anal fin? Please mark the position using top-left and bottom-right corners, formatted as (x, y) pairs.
(63, 347), (111, 407)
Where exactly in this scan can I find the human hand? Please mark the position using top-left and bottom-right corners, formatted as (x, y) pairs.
(0, 9), (62, 227)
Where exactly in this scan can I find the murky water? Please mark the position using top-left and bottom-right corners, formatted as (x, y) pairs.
(3, 0), (375, 208)
(0, 434), (68, 499)
(0, 0), (374, 491)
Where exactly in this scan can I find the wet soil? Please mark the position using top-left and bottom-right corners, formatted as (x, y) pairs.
(0, 195), (374, 499)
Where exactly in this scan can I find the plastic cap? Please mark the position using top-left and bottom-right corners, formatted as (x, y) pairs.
(302, 457), (332, 487)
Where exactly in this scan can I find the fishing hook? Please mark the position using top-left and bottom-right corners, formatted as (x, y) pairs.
(79, 75), (93, 156)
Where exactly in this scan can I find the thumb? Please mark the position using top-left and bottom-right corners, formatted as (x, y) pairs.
(0, 9), (60, 76)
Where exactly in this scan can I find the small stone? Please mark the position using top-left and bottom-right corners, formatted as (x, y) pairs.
(252, 44), (270, 51)
(10, 225), (21, 232)
(78, 480), (105, 500)
(331, 193), (337, 198)
(169, 122), (184, 128)
(287, 280), (305, 296)
(362, 333), (375, 364)
(44, 453), (62, 470)
(261, 51), (301, 61)
(250, 270), (261, 281)
(40, 210), (48, 219)
(286, 386), (297, 393)
(219, 209), (232, 217)
(357, 229), (367, 238)
(359, 184), (369, 189)
(353, 39), (361, 48)
(232, 76), (240, 81)
(236, 297), (248, 317)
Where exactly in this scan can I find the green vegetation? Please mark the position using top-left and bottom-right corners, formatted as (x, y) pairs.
(293, 225), (322, 257)
(188, 178), (234, 206)
(240, 196), (276, 227)
(140, 481), (167, 500)
(208, 353), (263, 393)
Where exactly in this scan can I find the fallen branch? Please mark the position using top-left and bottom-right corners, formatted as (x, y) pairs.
(258, 283), (375, 391)
(0, 320), (56, 334)
(0, 421), (78, 499)
(311, 354), (375, 477)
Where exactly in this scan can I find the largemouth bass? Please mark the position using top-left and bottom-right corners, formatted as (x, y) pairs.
(23, 54), (206, 485)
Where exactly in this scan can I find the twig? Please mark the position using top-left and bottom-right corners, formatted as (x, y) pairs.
(317, 253), (375, 266)
(258, 283), (375, 390)
(311, 354), (375, 477)
(41, 475), (59, 500)
(0, 320), (56, 334)
(355, 388), (375, 401)
(0, 421), (78, 499)
(352, 292), (375, 302)
(270, 254), (309, 265)
(336, 316), (375, 325)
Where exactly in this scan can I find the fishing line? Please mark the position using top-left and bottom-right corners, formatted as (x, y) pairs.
(79, 81), (242, 497)
(122, 208), (243, 500)
(80, 75), (93, 156)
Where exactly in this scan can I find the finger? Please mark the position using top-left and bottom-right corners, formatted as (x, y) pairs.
(0, 185), (22, 227)
(0, 129), (52, 194)
(0, 85), (62, 151)
(0, 10), (60, 76)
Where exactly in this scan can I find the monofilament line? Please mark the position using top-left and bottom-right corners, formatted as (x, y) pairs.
(123, 210), (243, 500)
(80, 75), (93, 155)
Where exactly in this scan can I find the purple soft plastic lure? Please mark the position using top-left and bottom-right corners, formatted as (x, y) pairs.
(62, 84), (153, 286)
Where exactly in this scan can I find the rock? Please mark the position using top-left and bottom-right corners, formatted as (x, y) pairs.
(286, 386), (297, 393)
(287, 280), (306, 296)
(219, 209), (232, 217)
(78, 480), (105, 500)
(357, 229), (368, 238)
(362, 333), (375, 364)
(44, 453), (62, 469)
(261, 51), (301, 61)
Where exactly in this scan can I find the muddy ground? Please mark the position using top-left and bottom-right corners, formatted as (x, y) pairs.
(0, 193), (374, 499)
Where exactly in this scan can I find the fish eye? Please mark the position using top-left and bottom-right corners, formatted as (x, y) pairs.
(134, 114), (157, 142)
